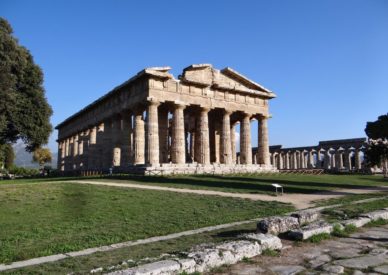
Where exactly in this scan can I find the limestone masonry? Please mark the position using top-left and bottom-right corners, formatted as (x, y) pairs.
(56, 64), (276, 175)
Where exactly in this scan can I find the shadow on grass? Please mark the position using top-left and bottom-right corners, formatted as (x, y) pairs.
(6, 174), (387, 197)
(100, 174), (388, 195)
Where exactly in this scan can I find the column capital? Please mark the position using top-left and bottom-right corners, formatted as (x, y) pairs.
(147, 97), (161, 106)
(224, 109), (233, 115)
(173, 101), (187, 109)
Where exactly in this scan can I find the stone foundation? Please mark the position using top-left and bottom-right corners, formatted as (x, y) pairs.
(124, 163), (277, 176)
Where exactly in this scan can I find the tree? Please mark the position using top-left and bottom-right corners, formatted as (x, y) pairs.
(32, 148), (52, 168)
(0, 17), (52, 153)
(3, 143), (14, 169)
(364, 113), (388, 177)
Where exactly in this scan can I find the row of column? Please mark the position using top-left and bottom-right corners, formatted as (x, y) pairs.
(270, 149), (364, 171)
(58, 101), (272, 171)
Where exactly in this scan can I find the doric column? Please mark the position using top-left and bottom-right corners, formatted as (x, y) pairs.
(299, 151), (305, 169)
(278, 153), (283, 169)
(285, 152), (290, 169)
(316, 150), (320, 168)
(120, 113), (133, 165)
(134, 110), (145, 165)
(57, 142), (63, 170)
(64, 138), (69, 157)
(90, 126), (97, 144)
(324, 152), (331, 169)
(78, 133), (84, 156)
(146, 100), (160, 166)
(171, 103), (186, 164)
(344, 150), (352, 170)
(293, 152), (298, 169)
(330, 151), (336, 169)
(336, 150), (343, 169)
(195, 107), (210, 164)
(258, 115), (270, 165)
(158, 107), (169, 163)
(271, 153), (276, 167)
(354, 149), (361, 170)
(189, 132), (195, 162)
(220, 110), (232, 164)
(307, 150), (314, 168)
(231, 123), (236, 164)
(73, 135), (79, 157)
(240, 113), (252, 164)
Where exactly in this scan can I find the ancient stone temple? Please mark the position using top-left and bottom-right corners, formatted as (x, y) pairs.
(56, 64), (276, 175)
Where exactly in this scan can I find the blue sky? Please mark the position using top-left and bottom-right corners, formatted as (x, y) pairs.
(1, 0), (387, 152)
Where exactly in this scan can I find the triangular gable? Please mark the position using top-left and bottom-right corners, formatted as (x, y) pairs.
(180, 64), (276, 98)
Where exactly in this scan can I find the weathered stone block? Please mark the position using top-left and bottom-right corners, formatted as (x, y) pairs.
(187, 248), (223, 272)
(109, 259), (180, 275)
(291, 210), (320, 225)
(257, 216), (299, 235)
(288, 221), (333, 240)
(216, 240), (262, 261)
(360, 209), (388, 221)
(341, 217), (371, 228)
(239, 233), (282, 250)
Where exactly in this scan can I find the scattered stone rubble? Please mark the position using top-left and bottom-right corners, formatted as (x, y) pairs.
(104, 208), (388, 275)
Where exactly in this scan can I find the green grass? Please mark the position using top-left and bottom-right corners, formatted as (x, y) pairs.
(91, 174), (388, 195)
(0, 182), (294, 264)
(322, 198), (388, 222)
(261, 249), (279, 257)
(2, 222), (258, 274)
(331, 224), (357, 237)
(307, 233), (331, 243)
(314, 192), (388, 207)
(366, 218), (388, 227)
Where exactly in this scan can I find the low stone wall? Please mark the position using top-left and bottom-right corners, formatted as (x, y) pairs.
(108, 234), (282, 275)
(127, 163), (277, 176)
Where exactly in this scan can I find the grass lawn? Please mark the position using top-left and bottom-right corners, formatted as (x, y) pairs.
(322, 197), (388, 222)
(0, 182), (294, 264)
(90, 174), (388, 195)
(3, 222), (259, 274)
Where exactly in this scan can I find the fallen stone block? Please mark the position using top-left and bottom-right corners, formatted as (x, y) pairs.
(257, 216), (299, 235)
(239, 233), (282, 250)
(291, 210), (320, 225)
(216, 240), (262, 261)
(288, 221), (333, 240)
(360, 209), (388, 221)
(341, 217), (371, 228)
(187, 248), (223, 273)
(175, 258), (196, 274)
(108, 260), (180, 275)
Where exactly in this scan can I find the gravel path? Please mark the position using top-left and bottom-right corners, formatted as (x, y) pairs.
(72, 180), (388, 209)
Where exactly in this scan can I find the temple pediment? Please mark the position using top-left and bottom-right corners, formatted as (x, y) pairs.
(179, 64), (276, 98)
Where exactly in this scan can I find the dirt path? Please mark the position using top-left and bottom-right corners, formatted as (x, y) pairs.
(71, 180), (388, 209)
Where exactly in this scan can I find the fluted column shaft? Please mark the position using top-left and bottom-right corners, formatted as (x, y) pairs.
(220, 110), (232, 164)
(146, 101), (160, 165)
(195, 107), (210, 164)
(158, 108), (169, 163)
(354, 150), (361, 170)
(278, 153), (283, 169)
(258, 116), (270, 165)
(324, 152), (331, 169)
(73, 135), (79, 157)
(231, 124), (236, 164)
(134, 111), (145, 165)
(285, 152), (290, 169)
(344, 150), (352, 170)
(240, 114), (252, 164)
(171, 104), (186, 164)
(316, 151), (320, 168)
